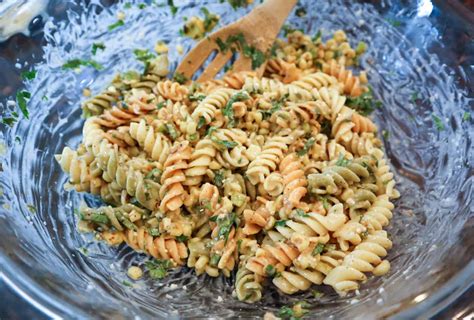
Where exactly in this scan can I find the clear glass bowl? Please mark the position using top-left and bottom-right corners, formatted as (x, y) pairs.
(0, 0), (472, 318)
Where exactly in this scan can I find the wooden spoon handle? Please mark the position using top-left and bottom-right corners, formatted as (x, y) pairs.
(258, 0), (299, 27)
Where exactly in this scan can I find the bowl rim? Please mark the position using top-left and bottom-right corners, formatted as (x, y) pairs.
(1, 252), (473, 318)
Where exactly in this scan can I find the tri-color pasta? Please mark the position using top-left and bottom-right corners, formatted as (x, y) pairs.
(56, 29), (399, 302)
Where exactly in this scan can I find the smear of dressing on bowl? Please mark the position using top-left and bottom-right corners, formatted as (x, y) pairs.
(0, 0), (48, 42)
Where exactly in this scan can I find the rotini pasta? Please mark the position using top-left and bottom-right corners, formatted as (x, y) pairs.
(56, 27), (399, 304)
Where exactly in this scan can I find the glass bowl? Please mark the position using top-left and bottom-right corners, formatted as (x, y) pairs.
(0, 0), (472, 318)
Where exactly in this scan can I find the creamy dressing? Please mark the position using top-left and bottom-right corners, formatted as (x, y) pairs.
(0, 0), (48, 42)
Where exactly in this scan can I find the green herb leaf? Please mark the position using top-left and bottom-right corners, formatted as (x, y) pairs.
(335, 153), (350, 167)
(296, 137), (315, 157)
(213, 170), (224, 188)
(312, 30), (322, 42)
(265, 264), (276, 277)
(197, 116), (206, 129)
(62, 59), (103, 71)
(386, 18), (401, 27)
(2, 117), (16, 126)
(319, 196), (329, 210)
(91, 42), (106, 55)
(138, 3), (147, 9)
(16, 90), (31, 119)
(210, 254), (221, 266)
(210, 136), (238, 150)
(260, 95), (287, 119)
(189, 93), (206, 101)
(432, 114), (445, 131)
(122, 280), (133, 287)
(312, 243), (325, 256)
(27, 204), (37, 213)
(223, 91), (249, 126)
(227, 0), (248, 10)
(133, 48), (156, 68)
(145, 168), (162, 182)
(462, 112), (471, 122)
(313, 290), (324, 298)
(382, 129), (389, 140)
(176, 235), (188, 242)
(148, 227), (160, 236)
(173, 72), (188, 84)
(294, 208), (309, 218)
(145, 259), (172, 279)
(201, 7), (219, 32)
(242, 44), (266, 70)
(410, 92), (419, 103)
(206, 126), (218, 137)
(216, 212), (237, 242)
(156, 101), (165, 109)
(295, 7), (307, 17)
(361, 230), (369, 240)
(282, 24), (304, 37)
(168, 0), (177, 16)
(278, 306), (295, 319)
(346, 88), (381, 116)
(21, 70), (37, 81)
(108, 19), (125, 31)
(275, 220), (287, 227)
(165, 123), (179, 140)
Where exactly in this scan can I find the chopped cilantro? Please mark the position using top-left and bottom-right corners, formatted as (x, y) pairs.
(26, 204), (37, 213)
(138, 3), (147, 9)
(16, 90), (31, 119)
(346, 88), (381, 116)
(386, 18), (402, 27)
(382, 129), (389, 140)
(173, 72), (188, 84)
(206, 126), (218, 137)
(210, 254), (221, 266)
(165, 123), (179, 140)
(210, 136), (238, 150)
(15, 136), (21, 143)
(319, 196), (329, 210)
(201, 8), (219, 32)
(79, 247), (88, 255)
(213, 170), (224, 188)
(145, 259), (172, 279)
(265, 264), (276, 277)
(294, 208), (309, 218)
(260, 95), (287, 119)
(42, 95), (48, 101)
(148, 227), (160, 236)
(145, 168), (162, 182)
(216, 212), (237, 242)
(108, 19), (125, 31)
(122, 280), (133, 287)
(227, 0), (248, 10)
(312, 290), (324, 298)
(296, 137), (315, 156)
(62, 59), (103, 71)
(282, 24), (304, 37)
(133, 49), (156, 70)
(312, 30), (322, 42)
(335, 153), (350, 167)
(2, 117), (16, 126)
(176, 235), (188, 242)
(197, 116), (206, 129)
(462, 112), (470, 122)
(275, 220), (287, 227)
(242, 45), (266, 70)
(312, 243), (325, 256)
(156, 101), (165, 109)
(295, 7), (307, 17)
(223, 91), (249, 127)
(410, 92), (419, 103)
(124, 2), (132, 9)
(355, 41), (367, 55)
(189, 93), (206, 101)
(432, 114), (445, 131)
(168, 0), (177, 16)
(21, 70), (37, 81)
(361, 230), (369, 240)
(91, 42), (106, 55)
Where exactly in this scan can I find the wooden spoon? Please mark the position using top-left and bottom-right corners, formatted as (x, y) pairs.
(175, 0), (298, 83)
